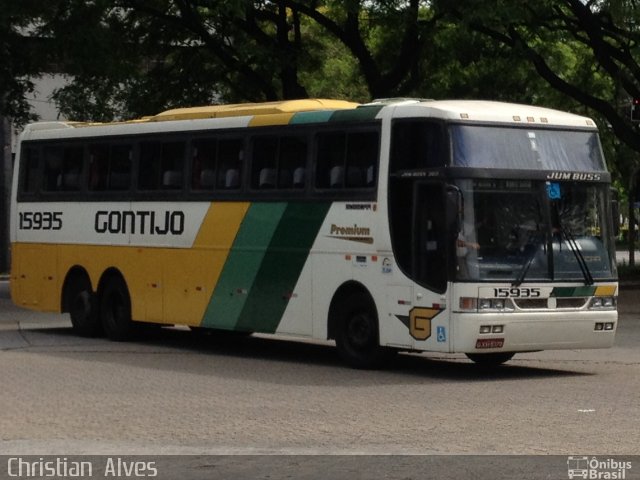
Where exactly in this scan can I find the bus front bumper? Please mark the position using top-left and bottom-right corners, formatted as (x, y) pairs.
(452, 310), (617, 353)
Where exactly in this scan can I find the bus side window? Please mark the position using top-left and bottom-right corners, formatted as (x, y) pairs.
(279, 136), (307, 190)
(20, 147), (40, 194)
(315, 131), (378, 189)
(346, 131), (378, 188)
(139, 142), (161, 190)
(88, 144), (110, 191)
(316, 132), (346, 189)
(109, 145), (133, 191)
(191, 139), (217, 191)
(42, 145), (84, 192)
(89, 144), (132, 191)
(252, 136), (278, 189)
(160, 142), (185, 190)
(218, 138), (244, 190)
(138, 141), (185, 191)
(251, 135), (308, 191)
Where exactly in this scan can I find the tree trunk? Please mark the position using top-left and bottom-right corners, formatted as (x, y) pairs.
(0, 117), (11, 274)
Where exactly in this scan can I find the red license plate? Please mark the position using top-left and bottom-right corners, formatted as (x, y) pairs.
(475, 338), (505, 349)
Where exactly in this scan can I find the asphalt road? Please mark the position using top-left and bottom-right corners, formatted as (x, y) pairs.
(0, 280), (638, 478)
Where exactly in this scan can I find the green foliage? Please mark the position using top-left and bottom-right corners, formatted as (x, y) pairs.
(0, 0), (49, 125)
(2, 0), (640, 189)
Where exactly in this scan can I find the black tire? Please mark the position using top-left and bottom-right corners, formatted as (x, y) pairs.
(67, 276), (102, 337)
(100, 275), (134, 341)
(334, 291), (393, 369)
(466, 352), (515, 366)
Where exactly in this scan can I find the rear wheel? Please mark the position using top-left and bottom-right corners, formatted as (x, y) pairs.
(466, 352), (515, 366)
(334, 291), (393, 369)
(67, 275), (101, 337)
(100, 275), (134, 341)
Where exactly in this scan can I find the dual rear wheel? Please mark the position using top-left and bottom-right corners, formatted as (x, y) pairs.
(67, 274), (134, 341)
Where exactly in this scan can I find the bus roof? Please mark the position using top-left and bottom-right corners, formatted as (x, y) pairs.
(376, 99), (597, 128)
(19, 98), (597, 141)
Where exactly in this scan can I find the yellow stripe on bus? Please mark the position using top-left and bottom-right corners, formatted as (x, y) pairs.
(248, 113), (295, 127)
(11, 202), (252, 327)
(193, 202), (250, 248)
(594, 285), (617, 296)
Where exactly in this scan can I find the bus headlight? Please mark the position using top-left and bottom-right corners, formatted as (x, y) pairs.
(478, 298), (492, 310)
(480, 298), (514, 311)
(588, 296), (616, 310)
(459, 297), (515, 312)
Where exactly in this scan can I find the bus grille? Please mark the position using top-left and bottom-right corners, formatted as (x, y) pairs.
(513, 299), (547, 309)
(513, 298), (589, 310)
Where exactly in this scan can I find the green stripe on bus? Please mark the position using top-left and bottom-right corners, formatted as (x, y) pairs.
(235, 202), (331, 333)
(290, 111), (336, 124)
(329, 105), (383, 123)
(201, 203), (287, 330)
(551, 286), (596, 297)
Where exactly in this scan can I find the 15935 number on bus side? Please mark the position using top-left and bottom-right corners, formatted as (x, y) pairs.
(19, 211), (63, 230)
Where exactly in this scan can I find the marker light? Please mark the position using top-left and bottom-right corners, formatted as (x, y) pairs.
(594, 322), (615, 331)
(460, 297), (477, 311)
(479, 325), (505, 334)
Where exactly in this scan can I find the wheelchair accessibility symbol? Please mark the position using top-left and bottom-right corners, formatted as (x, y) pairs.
(437, 326), (447, 343)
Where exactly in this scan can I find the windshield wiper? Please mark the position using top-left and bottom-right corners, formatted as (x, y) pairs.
(557, 224), (594, 285)
(512, 232), (543, 287)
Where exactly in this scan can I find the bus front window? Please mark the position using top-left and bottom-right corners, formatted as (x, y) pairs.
(455, 179), (616, 283)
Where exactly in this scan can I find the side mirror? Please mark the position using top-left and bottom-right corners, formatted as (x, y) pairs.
(610, 187), (620, 238)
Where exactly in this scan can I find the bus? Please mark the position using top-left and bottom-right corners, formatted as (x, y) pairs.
(9, 98), (618, 368)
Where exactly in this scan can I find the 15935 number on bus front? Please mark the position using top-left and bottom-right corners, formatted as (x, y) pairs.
(18, 211), (63, 230)
(493, 287), (541, 298)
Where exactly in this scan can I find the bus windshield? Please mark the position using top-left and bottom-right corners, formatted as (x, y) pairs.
(451, 125), (605, 171)
(454, 179), (616, 283)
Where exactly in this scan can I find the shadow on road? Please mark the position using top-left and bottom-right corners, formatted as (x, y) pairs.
(5, 325), (592, 385)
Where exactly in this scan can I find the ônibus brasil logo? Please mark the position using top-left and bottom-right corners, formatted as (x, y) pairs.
(567, 457), (632, 479)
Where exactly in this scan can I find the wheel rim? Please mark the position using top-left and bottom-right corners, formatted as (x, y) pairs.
(346, 312), (374, 349)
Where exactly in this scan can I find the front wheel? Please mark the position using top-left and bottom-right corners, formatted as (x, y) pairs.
(100, 276), (134, 341)
(466, 352), (515, 366)
(334, 292), (393, 369)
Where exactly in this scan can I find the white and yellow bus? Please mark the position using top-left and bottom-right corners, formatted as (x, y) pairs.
(10, 98), (618, 367)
